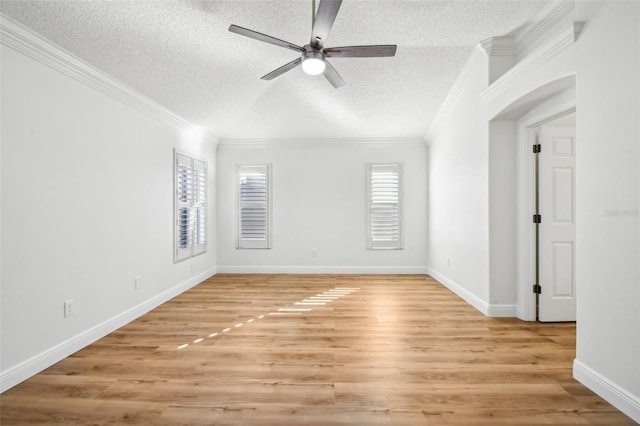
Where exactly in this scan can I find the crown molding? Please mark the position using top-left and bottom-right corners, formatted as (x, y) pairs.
(480, 21), (583, 104)
(424, 46), (485, 143)
(0, 12), (194, 131)
(426, 16), (583, 143)
(479, 36), (516, 57)
(514, 0), (575, 56)
(217, 138), (427, 150)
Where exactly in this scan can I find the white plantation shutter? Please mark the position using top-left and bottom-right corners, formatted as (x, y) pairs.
(367, 163), (402, 249)
(237, 164), (271, 249)
(175, 151), (207, 262)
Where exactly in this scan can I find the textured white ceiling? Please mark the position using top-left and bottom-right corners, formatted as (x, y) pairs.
(0, 0), (549, 140)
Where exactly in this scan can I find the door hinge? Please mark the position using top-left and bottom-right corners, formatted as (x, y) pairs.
(532, 144), (541, 153)
(532, 284), (542, 294)
(532, 214), (542, 224)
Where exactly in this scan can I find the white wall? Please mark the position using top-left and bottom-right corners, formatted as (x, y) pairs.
(216, 141), (428, 273)
(488, 120), (516, 309)
(573, 1), (640, 421)
(0, 22), (217, 391)
(426, 50), (492, 311)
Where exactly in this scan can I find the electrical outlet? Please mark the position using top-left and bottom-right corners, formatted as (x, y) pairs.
(312, 248), (317, 257)
(135, 276), (142, 290)
(448, 257), (452, 267)
(64, 299), (75, 318)
(190, 263), (195, 272)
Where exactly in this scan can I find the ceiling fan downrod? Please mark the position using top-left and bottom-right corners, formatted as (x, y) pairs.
(312, 0), (316, 25)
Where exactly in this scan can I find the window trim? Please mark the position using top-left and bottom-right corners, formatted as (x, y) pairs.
(236, 163), (272, 249)
(366, 162), (403, 250)
(174, 149), (207, 263)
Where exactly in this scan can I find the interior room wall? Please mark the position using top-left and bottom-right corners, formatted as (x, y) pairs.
(216, 141), (428, 273)
(488, 120), (517, 311)
(426, 50), (492, 311)
(573, 1), (640, 421)
(0, 32), (217, 391)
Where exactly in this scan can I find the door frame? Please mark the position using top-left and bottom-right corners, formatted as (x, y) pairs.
(515, 89), (576, 321)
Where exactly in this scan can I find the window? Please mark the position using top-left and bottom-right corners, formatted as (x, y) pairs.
(367, 163), (402, 249)
(175, 150), (207, 262)
(237, 164), (271, 249)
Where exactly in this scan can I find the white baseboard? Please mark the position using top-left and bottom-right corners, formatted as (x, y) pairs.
(426, 267), (490, 316)
(216, 266), (429, 274)
(426, 267), (517, 318)
(0, 267), (217, 393)
(487, 304), (518, 317)
(573, 359), (640, 424)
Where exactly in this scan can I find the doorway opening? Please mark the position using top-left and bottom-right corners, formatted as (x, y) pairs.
(533, 112), (577, 322)
(512, 84), (576, 322)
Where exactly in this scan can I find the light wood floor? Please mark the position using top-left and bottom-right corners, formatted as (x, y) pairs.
(1, 274), (635, 425)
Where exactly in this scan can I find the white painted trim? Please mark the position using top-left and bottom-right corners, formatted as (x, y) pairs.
(0, 268), (217, 393)
(426, 10), (580, 143)
(0, 12), (196, 132)
(426, 2), (576, 143)
(574, 359), (640, 424)
(487, 304), (518, 317)
(515, 125), (536, 322)
(515, 88), (576, 321)
(480, 21), (583, 104)
(426, 268), (489, 316)
(479, 36), (515, 57)
(514, 0), (575, 55)
(424, 47), (484, 143)
(217, 138), (427, 150)
(217, 266), (429, 275)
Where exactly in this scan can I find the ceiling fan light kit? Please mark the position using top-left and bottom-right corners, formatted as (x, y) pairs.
(302, 50), (326, 75)
(228, 0), (397, 89)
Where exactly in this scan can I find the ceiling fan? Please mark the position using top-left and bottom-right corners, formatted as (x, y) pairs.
(228, 0), (397, 89)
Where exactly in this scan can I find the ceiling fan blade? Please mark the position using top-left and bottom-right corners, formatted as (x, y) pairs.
(323, 60), (346, 89)
(310, 0), (342, 48)
(324, 45), (397, 58)
(229, 25), (304, 53)
(261, 57), (303, 81)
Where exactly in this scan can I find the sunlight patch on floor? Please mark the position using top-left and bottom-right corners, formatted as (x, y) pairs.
(176, 287), (359, 350)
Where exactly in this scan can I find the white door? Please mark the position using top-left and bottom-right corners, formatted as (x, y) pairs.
(538, 126), (576, 322)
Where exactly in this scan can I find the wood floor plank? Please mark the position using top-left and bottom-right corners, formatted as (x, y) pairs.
(1, 274), (635, 425)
